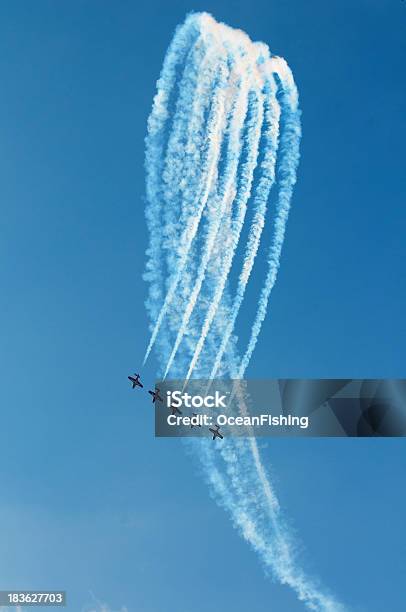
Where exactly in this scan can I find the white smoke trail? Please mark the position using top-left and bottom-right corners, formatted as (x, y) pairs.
(178, 88), (265, 386)
(189, 76), (281, 381)
(144, 15), (203, 323)
(143, 53), (230, 364)
(237, 57), (301, 377)
(159, 34), (213, 255)
(144, 12), (346, 612)
(162, 60), (251, 379)
(199, 437), (345, 612)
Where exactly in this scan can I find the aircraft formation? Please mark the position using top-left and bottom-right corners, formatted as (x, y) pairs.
(128, 373), (224, 441)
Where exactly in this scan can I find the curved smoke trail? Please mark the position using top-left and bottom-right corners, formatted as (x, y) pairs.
(144, 12), (345, 611)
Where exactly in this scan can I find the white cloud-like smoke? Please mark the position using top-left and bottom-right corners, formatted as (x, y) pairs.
(143, 12), (346, 611)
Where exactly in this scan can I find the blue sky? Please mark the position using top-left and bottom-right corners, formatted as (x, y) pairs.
(0, 1), (405, 610)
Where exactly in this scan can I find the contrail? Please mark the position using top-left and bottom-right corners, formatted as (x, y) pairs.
(144, 15), (203, 323)
(178, 88), (265, 387)
(191, 76), (281, 382)
(162, 66), (250, 379)
(143, 54), (229, 364)
(238, 57), (301, 377)
(144, 12), (346, 611)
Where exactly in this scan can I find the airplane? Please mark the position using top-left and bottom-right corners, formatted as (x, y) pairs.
(128, 373), (143, 389)
(148, 387), (163, 403)
(209, 424), (223, 440)
(191, 413), (201, 428)
(169, 404), (182, 416)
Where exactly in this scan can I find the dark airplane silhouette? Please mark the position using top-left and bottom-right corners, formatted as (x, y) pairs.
(169, 404), (182, 416)
(209, 424), (223, 440)
(149, 387), (163, 403)
(128, 373), (143, 389)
